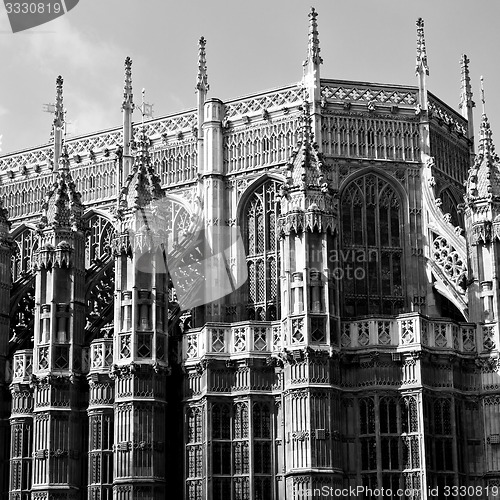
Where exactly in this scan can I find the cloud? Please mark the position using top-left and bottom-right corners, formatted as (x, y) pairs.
(67, 92), (118, 137)
(25, 16), (122, 75)
(22, 17), (125, 137)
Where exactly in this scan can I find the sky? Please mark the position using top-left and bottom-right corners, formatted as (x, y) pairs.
(0, 0), (499, 155)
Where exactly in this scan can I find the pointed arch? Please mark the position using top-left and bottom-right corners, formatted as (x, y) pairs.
(237, 174), (284, 321)
(339, 169), (407, 317)
(10, 223), (38, 283)
(83, 210), (115, 267)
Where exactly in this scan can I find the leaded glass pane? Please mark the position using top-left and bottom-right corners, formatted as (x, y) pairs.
(244, 179), (281, 320)
(341, 174), (404, 316)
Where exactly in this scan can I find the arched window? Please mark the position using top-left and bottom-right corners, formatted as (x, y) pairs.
(11, 227), (38, 282)
(341, 173), (404, 316)
(244, 179), (281, 321)
(86, 214), (114, 267)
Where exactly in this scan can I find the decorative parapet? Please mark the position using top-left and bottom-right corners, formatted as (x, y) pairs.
(277, 209), (336, 235)
(223, 85), (303, 120)
(89, 336), (113, 372)
(320, 80), (418, 110)
(428, 93), (468, 138)
(183, 321), (282, 362)
(339, 314), (478, 352)
(0, 110), (198, 173)
(421, 154), (468, 316)
(11, 349), (33, 383)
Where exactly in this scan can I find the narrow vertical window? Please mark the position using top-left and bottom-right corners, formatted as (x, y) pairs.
(245, 180), (281, 320)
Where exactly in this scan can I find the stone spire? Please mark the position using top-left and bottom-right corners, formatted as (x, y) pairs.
(196, 36), (209, 93)
(122, 56), (134, 113)
(477, 78), (496, 164)
(40, 77), (83, 230)
(415, 17), (430, 117)
(460, 55), (474, 116)
(415, 18), (430, 156)
(465, 77), (500, 202)
(302, 7), (322, 150)
(121, 56), (135, 189)
(415, 17), (429, 76)
(53, 75), (65, 172)
(459, 54), (475, 151)
(304, 7), (323, 68)
(196, 37), (208, 175)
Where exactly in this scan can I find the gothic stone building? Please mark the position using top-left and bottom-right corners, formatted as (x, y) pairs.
(0, 9), (499, 500)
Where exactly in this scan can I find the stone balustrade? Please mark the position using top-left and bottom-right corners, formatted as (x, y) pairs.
(340, 313), (478, 353)
(11, 349), (33, 383)
(183, 314), (481, 363)
(184, 321), (282, 361)
(89, 337), (114, 372)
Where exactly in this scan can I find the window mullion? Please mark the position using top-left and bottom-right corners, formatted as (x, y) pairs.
(374, 394), (383, 487)
(248, 398), (254, 500)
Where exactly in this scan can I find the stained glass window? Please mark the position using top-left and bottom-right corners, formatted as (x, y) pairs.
(86, 214), (114, 267)
(244, 180), (281, 321)
(11, 227), (38, 282)
(186, 406), (204, 499)
(341, 174), (404, 316)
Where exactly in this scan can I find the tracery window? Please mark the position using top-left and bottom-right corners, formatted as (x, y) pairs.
(209, 400), (273, 500)
(425, 397), (455, 490)
(186, 406), (204, 500)
(358, 394), (421, 497)
(86, 214), (114, 267)
(341, 173), (404, 316)
(244, 180), (281, 321)
(11, 228), (38, 282)
(10, 421), (32, 494)
(89, 413), (113, 499)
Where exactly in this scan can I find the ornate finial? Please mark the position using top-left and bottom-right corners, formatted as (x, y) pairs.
(196, 36), (209, 92)
(415, 18), (429, 76)
(478, 77), (496, 159)
(459, 54), (475, 111)
(54, 75), (64, 128)
(304, 7), (323, 67)
(123, 56), (134, 110)
(480, 75), (486, 115)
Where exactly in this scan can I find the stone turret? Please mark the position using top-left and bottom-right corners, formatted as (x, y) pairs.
(30, 75), (87, 499)
(465, 78), (500, 330)
(112, 72), (169, 496)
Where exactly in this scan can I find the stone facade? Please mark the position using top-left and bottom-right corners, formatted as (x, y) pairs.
(0, 9), (499, 500)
